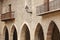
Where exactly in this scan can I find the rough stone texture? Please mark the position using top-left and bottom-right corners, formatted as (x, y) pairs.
(0, 0), (60, 40)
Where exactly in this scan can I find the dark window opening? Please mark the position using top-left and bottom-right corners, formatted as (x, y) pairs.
(21, 24), (30, 40)
(25, 28), (30, 40)
(47, 21), (60, 40)
(38, 27), (44, 40)
(35, 24), (44, 40)
(13, 29), (17, 40)
(5, 28), (9, 40)
(52, 24), (59, 40)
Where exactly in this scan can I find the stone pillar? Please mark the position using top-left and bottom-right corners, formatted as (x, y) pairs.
(44, 0), (49, 11)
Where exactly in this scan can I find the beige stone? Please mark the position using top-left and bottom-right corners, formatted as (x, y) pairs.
(0, 0), (60, 40)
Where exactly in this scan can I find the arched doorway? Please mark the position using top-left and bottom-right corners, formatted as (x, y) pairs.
(35, 23), (44, 40)
(47, 21), (59, 40)
(3, 26), (9, 40)
(20, 24), (30, 40)
(10, 25), (17, 40)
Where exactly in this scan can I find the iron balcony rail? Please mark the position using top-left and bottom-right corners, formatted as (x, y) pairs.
(36, 0), (60, 15)
(1, 12), (15, 21)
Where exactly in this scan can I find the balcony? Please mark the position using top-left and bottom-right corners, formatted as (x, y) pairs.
(36, 0), (60, 16)
(1, 12), (15, 21)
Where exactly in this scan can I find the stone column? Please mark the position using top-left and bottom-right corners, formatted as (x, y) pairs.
(44, 0), (49, 11)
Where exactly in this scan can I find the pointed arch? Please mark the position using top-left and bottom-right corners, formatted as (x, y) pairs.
(20, 24), (30, 40)
(47, 21), (59, 40)
(3, 26), (9, 40)
(10, 25), (17, 40)
(35, 23), (44, 40)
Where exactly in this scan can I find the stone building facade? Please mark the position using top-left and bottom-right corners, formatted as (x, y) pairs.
(0, 0), (60, 40)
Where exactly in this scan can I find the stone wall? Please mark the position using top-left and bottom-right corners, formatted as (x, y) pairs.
(0, 0), (60, 40)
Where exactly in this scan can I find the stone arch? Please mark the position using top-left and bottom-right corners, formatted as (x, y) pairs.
(3, 26), (9, 40)
(20, 24), (30, 40)
(35, 23), (44, 40)
(47, 21), (59, 40)
(10, 25), (17, 40)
